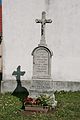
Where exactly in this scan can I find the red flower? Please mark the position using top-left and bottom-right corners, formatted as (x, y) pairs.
(24, 97), (36, 105)
(24, 97), (41, 105)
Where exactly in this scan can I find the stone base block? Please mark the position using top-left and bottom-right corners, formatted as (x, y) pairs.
(1, 80), (31, 93)
(29, 89), (54, 98)
(31, 80), (53, 89)
(25, 106), (48, 113)
(1, 80), (80, 93)
(29, 80), (54, 97)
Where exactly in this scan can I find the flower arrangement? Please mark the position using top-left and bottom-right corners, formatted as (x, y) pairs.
(24, 93), (57, 108)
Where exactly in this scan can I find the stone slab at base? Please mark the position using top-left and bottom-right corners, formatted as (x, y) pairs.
(29, 80), (54, 97)
(1, 80), (31, 93)
(29, 79), (57, 108)
(30, 80), (53, 90)
(29, 89), (54, 98)
(25, 106), (48, 113)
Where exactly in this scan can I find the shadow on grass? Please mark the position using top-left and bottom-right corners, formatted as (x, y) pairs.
(12, 79), (29, 109)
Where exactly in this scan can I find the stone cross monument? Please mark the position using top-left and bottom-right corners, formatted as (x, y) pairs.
(35, 11), (52, 46)
(30, 11), (54, 97)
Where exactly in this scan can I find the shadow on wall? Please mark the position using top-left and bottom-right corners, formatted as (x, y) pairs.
(12, 79), (29, 109)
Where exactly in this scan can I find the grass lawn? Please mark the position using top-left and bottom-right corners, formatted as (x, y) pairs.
(0, 91), (80, 120)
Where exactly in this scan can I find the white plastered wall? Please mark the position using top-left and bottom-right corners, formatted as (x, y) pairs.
(2, 0), (80, 82)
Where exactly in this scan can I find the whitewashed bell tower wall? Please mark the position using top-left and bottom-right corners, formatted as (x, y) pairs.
(2, 0), (80, 83)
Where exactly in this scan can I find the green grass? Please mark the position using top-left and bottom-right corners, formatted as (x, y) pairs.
(0, 91), (80, 120)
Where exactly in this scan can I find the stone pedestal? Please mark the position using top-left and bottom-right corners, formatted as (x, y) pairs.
(29, 11), (57, 108)
(29, 79), (54, 97)
(29, 45), (53, 97)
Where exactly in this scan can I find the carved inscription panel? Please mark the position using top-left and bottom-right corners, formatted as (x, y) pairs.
(33, 48), (49, 77)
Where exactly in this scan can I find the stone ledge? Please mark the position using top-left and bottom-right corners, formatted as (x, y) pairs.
(53, 81), (80, 91)
(1, 80), (80, 93)
(1, 80), (31, 93)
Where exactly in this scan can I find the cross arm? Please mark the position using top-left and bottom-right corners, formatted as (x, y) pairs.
(20, 71), (25, 76)
(12, 71), (16, 75)
(35, 19), (42, 23)
(46, 19), (52, 23)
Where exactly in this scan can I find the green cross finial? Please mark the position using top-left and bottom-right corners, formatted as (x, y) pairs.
(12, 65), (25, 81)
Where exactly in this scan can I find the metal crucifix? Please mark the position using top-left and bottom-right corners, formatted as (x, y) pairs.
(12, 65), (25, 82)
(35, 11), (52, 45)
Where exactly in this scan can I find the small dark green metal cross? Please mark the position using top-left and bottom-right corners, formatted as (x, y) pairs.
(12, 65), (25, 80)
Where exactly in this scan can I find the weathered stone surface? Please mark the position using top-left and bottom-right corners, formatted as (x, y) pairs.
(33, 49), (48, 76)
(25, 106), (48, 113)
(32, 46), (53, 79)
(35, 11), (52, 46)
(31, 80), (53, 90)
(1, 80), (80, 93)
(29, 80), (54, 97)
